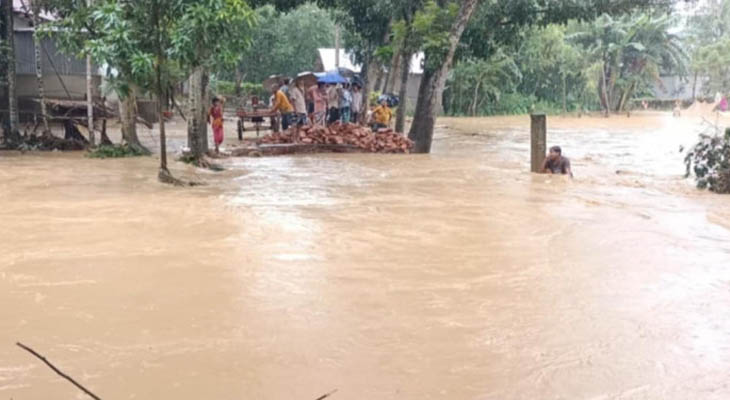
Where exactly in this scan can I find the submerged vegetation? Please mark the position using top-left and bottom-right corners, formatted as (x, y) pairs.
(87, 144), (146, 159)
(684, 127), (730, 193)
(445, 13), (689, 116)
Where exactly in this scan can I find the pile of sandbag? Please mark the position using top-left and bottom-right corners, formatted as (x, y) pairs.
(259, 122), (413, 153)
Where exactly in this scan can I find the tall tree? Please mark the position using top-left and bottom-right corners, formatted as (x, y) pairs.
(570, 13), (687, 113)
(685, 0), (730, 97)
(408, 0), (480, 153)
(30, 0), (50, 134)
(85, 0), (94, 146)
(2, 0), (20, 141)
(231, 4), (333, 84)
(392, 0), (423, 133)
(46, 0), (254, 182)
(171, 0), (255, 164)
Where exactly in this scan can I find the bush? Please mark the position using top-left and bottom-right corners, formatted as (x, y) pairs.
(87, 144), (145, 159)
(214, 80), (236, 96)
(684, 127), (730, 193)
(212, 80), (269, 100)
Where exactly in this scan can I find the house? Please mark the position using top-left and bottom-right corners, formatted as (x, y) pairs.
(315, 48), (424, 111)
(651, 76), (704, 102)
(5, 0), (102, 121)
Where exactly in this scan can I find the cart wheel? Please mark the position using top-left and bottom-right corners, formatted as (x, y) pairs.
(237, 119), (243, 140)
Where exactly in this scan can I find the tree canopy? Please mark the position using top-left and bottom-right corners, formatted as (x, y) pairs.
(230, 3), (335, 84)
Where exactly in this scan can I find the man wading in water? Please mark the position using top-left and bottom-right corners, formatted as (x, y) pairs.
(542, 146), (573, 178)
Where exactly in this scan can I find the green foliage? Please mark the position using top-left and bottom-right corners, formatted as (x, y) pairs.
(211, 79), (268, 98)
(684, 126), (730, 193)
(0, 4), (8, 90)
(87, 144), (145, 159)
(516, 25), (589, 109)
(411, 0), (459, 73)
(170, 0), (256, 69)
(368, 90), (381, 106)
(328, 0), (391, 64)
(45, 0), (255, 97)
(444, 51), (522, 116)
(228, 3), (334, 83)
(569, 13), (688, 112)
(693, 38), (730, 95)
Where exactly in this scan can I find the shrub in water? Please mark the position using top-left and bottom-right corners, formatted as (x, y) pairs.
(684, 127), (730, 193)
(87, 144), (145, 159)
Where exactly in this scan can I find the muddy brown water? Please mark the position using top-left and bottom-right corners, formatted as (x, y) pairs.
(1, 113), (730, 400)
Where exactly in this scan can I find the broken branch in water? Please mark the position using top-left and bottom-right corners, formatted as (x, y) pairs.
(315, 389), (338, 400)
(16, 342), (102, 400)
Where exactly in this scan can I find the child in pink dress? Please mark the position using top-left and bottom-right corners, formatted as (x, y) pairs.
(208, 97), (224, 153)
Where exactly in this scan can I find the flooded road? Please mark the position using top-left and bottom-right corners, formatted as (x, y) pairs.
(1, 114), (729, 399)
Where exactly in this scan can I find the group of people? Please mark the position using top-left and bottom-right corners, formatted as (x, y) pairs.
(206, 75), (400, 152)
(268, 78), (393, 132)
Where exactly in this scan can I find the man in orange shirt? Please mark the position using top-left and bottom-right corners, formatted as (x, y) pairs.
(270, 83), (294, 130)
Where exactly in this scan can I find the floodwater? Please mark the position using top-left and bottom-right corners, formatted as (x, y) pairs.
(1, 113), (729, 400)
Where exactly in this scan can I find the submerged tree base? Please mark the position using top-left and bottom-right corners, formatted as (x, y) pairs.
(178, 152), (225, 171)
(157, 167), (204, 187)
(2, 132), (87, 151)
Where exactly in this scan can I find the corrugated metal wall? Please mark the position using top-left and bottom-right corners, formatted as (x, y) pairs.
(14, 31), (91, 77)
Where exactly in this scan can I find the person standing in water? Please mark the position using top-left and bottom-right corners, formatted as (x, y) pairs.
(208, 97), (224, 153)
(542, 146), (573, 178)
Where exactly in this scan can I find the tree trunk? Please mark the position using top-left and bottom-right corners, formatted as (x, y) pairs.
(119, 88), (150, 154)
(86, 0), (95, 146)
(562, 74), (567, 114)
(3, 0), (19, 141)
(156, 63), (169, 177)
(31, 2), (49, 134)
(360, 55), (371, 125)
(607, 64), (617, 112)
(234, 68), (243, 96)
(600, 63), (610, 117)
(407, 0), (480, 153)
(692, 71), (698, 101)
(373, 62), (385, 94)
(395, 47), (413, 133)
(86, 55), (95, 145)
(187, 66), (209, 160)
(100, 118), (112, 145)
(617, 81), (636, 113)
(386, 50), (402, 93)
(470, 78), (481, 116)
(381, 66), (391, 94)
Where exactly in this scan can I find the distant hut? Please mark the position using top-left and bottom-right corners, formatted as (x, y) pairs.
(4, 0), (102, 124)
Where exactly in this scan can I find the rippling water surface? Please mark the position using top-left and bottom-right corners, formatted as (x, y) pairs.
(1, 113), (729, 400)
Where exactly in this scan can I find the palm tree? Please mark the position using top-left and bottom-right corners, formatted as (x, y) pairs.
(615, 14), (688, 112)
(569, 13), (688, 115)
(446, 51), (521, 116)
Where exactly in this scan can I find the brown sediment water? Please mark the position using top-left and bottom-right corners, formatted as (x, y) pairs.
(1, 113), (730, 400)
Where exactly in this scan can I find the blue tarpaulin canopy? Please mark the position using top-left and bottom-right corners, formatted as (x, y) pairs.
(315, 70), (348, 84)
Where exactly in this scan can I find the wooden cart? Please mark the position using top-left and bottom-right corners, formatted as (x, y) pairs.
(236, 109), (279, 139)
